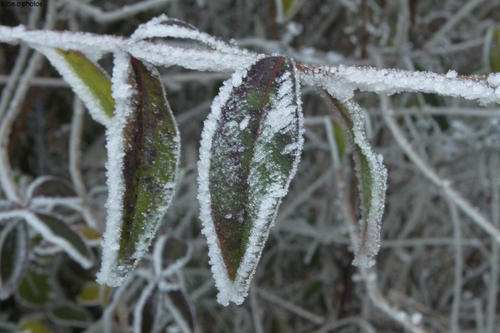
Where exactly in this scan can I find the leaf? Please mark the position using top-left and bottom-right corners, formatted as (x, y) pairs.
(17, 268), (51, 306)
(36, 47), (114, 126)
(164, 289), (198, 333)
(97, 53), (180, 287)
(323, 95), (388, 268)
(48, 302), (93, 328)
(198, 56), (304, 305)
(26, 176), (77, 200)
(133, 284), (168, 333)
(325, 118), (348, 167)
(76, 281), (100, 306)
(153, 235), (191, 276)
(23, 212), (94, 269)
(275, 0), (305, 23)
(488, 27), (500, 72)
(19, 318), (52, 333)
(0, 220), (29, 300)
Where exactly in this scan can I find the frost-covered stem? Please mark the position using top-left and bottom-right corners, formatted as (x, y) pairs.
(255, 287), (325, 325)
(69, 98), (99, 228)
(61, 0), (174, 23)
(424, 0), (486, 49)
(486, 154), (499, 333)
(297, 63), (499, 104)
(379, 93), (500, 244)
(1, 26), (500, 104)
(447, 198), (463, 333)
(335, 167), (428, 333)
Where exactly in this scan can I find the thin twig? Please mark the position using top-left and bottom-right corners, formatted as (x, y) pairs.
(447, 198), (463, 333)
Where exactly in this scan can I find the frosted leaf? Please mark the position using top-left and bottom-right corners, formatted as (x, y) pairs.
(97, 52), (180, 287)
(23, 211), (94, 269)
(36, 47), (114, 126)
(0, 220), (29, 300)
(164, 289), (199, 333)
(133, 283), (169, 333)
(323, 96), (388, 268)
(197, 56), (304, 305)
(132, 14), (249, 56)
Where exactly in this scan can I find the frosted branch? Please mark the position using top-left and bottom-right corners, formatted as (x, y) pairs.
(1, 25), (500, 105)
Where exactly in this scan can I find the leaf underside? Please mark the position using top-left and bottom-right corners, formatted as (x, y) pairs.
(56, 49), (115, 118)
(199, 55), (303, 305)
(324, 95), (387, 268)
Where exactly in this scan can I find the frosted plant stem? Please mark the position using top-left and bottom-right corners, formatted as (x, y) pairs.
(486, 153), (499, 333)
(69, 98), (99, 228)
(255, 287), (325, 325)
(424, 0), (486, 50)
(61, 0), (175, 23)
(249, 282), (264, 333)
(379, 93), (500, 244)
(1, 26), (500, 103)
(334, 167), (428, 333)
(447, 198), (463, 333)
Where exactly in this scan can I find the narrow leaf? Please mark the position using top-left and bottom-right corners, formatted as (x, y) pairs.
(198, 56), (304, 305)
(48, 302), (93, 328)
(97, 53), (180, 287)
(324, 94), (387, 268)
(0, 220), (29, 300)
(488, 27), (500, 72)
(153, 235), (191, 276)
(24, 212), (93, 269)
(17, 268), (51, 306)
(36, 47), (114, 126)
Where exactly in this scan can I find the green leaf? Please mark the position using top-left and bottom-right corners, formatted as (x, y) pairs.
(325, 118), (348, 167)
(198, 56), (303, 305)
(324, 95), (387, 268)
(275, 0), (305, 23)
(97, 53), (180, 287)
(48, 302), (93, 328)
(0, 220), (29, 300)
(37, 47), (114, 126)
(19, 318), (52, 333)
(24, 212), (93, 269)
(76, 281), (100, 306)
(488, 27), (500, 72)
(17, 268), (51, 306)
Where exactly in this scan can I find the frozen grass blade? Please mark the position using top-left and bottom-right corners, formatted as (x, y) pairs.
(198, 55), (304, 305)
(37, 47), (114, 126)
(97, 53), (180, 287)
(323, 94), (387, 268)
